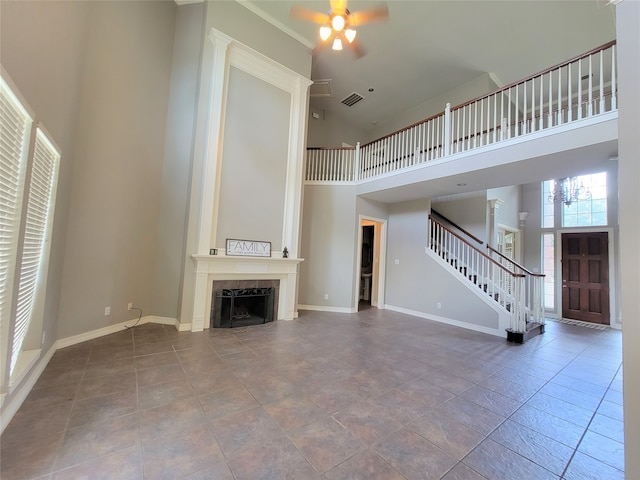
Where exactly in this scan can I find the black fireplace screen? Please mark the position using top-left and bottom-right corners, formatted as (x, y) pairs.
(211, 287), (275, 328)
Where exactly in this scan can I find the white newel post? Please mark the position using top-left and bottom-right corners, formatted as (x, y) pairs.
(443, 103), (451, 157)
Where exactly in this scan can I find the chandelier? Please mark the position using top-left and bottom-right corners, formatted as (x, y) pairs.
(548, 177), (591, 206)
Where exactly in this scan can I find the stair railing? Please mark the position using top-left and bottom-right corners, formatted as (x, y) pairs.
(486, 245), (546, 329)
(428, 216), (529, 334)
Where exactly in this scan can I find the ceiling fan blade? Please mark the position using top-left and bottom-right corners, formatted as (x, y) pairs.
(330, 0), (347, 13)
(349, 38), (366, 59)
(290, 5), (330, 25)
(348, 5), (389, 26)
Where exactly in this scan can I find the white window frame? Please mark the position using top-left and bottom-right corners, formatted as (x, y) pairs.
(0, 72), (60, 394)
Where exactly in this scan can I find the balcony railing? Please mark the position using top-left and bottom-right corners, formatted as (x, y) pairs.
(305, 41), (617, 184)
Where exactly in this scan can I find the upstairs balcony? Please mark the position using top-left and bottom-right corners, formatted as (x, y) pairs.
(305, 41), (618, 199)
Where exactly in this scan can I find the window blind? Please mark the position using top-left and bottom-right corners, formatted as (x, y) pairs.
(0, 79), (31, 351)
(10, 129), (59, 374)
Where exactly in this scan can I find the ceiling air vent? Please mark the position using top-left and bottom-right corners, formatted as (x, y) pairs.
(341, 92), (365, 107)
(310, 80), (332, 97)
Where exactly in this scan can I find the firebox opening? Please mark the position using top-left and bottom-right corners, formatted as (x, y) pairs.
(212, 287), (275, 328)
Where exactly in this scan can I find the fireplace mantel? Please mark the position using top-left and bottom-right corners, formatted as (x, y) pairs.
(190, 254), (303, 331)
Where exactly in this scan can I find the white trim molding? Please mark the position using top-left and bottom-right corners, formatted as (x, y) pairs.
(183, 28), (312, 332)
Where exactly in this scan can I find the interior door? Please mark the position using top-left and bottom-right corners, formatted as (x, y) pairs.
(561, 232), (610, 324)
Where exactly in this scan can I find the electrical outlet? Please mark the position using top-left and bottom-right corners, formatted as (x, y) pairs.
(437, 302), (442, 309)
(324, 294), (329, 300)
(104, 306), (111, 316)
(394, 259), (400, 264)
(128, 302), (133, 310)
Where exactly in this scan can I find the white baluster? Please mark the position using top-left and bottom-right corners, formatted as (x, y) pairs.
(507, 87), (512, 139)
(568, 62), (573, 122)
(557, 66), (562, 125)
(493, 94), (497, 143)
(611, 45), (617, 110)
(530, 78), (535, 133)
(588, 55), (593, 117)
(547, 70), (560, 128)
(599, 50), (605, 114)
(515, 85), (519, 137)
(577, 60), (582, 120)
(539, 74), (544, 131)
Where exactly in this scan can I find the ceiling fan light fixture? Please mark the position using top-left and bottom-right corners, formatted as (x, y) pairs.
(319, 26), (332, 41)
(332, 38), (343, 51)
(331, 14), (346, 31)
(345, 29), (357, 43)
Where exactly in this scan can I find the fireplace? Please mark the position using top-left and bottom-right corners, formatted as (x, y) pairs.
(210, 279), (278, 328)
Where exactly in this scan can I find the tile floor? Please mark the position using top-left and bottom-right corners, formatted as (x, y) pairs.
(0, 308), (624, 479)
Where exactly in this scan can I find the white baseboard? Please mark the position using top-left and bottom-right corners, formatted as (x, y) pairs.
(384, 304), (504, 338)
(146, 316), (186, 331)
(298, 304), (357, 314)
(56, 318), (151, 349)
(1, 343), (56, 434)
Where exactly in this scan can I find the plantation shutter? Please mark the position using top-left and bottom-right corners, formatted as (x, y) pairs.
(0, 79), (31, 347)
(10, 129), (59, 374)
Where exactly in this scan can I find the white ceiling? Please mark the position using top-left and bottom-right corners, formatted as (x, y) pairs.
(244, 0), (616, 135)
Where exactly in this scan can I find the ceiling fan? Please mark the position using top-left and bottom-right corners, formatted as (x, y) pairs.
(291, 0), (389, 58)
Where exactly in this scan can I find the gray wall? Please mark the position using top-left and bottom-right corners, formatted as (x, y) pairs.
(55, 1), (177, 339)
(363, 73), (499, 143)
(432, 192), (488, 243)
(488, 185), (521, 230)
(216, 67), (290, 249)
(385, 199), (499, 329)
(151, 3), (205, 319)
(299, 185), (357, 309)
(0, 0), (90, 404)
(306, 107), (368, 147)
(206, 0), (311, 78)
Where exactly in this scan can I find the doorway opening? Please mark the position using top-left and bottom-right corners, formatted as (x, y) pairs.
(357, 217), (386, 311)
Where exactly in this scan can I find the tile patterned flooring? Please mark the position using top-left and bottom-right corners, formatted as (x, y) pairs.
(0, 309), (624, 479)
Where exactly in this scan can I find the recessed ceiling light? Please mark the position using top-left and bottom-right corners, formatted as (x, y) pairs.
(371, 120), (377, 124)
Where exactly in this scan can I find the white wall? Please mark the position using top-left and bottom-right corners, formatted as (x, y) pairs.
(617, 1), (640, 476)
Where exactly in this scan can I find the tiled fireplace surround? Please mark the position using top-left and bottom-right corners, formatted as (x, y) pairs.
(191, 255), (303, 332)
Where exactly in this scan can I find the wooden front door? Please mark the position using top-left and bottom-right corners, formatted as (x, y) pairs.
(561, 232), (610, 324)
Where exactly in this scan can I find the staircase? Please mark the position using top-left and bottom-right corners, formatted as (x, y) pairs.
(427, 213), (545, 343)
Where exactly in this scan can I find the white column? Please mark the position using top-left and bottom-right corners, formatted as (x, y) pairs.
(617, 1), (640, 477)
(487, 199), (504, 248)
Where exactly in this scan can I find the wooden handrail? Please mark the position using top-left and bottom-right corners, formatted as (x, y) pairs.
(486, 245), (545, 277)
(431, 210), (483, 245)
(430, 216), (525, 278)
(450, 40), (616, 113)
(307, 146), (355, 150)
(359, 40), (616, 148)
